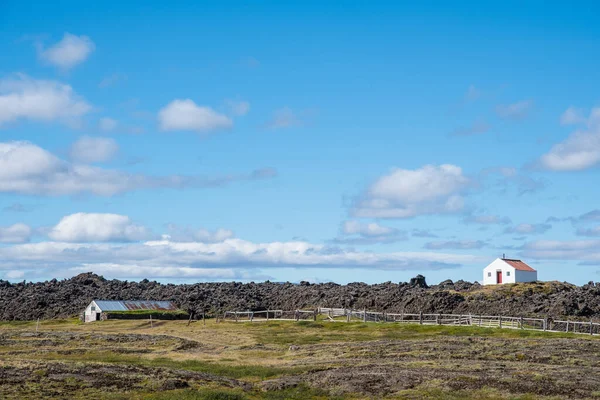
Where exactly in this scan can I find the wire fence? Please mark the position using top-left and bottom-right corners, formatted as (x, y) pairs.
(221, 307), (600, 336)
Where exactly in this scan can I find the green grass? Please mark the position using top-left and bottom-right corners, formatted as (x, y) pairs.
(29, 351), (310, 380)
(239, 320), (587, 346)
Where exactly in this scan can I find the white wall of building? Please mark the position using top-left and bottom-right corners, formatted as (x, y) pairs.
(483, 258), (516, 285)
(84, 301), (101, 323)
(514, 269), (537, 283)
(483, 258), (538, 285)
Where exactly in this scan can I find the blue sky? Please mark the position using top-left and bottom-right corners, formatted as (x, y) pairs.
(1, 1), (600, 285)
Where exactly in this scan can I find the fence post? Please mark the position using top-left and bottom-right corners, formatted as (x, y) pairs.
(347, 309), (351, 323)
(419, 311), (423, 325)
(520, 316), (524, 330)
(566, 320), (569, 332)
(295, 310), (299, 322)
(543, 318), (547, 331)
(235, 312), (239, 322)
(437, 314), (441, 325)
(36, 318), (39, 333)
(266, 310), (269, 322)
(400, 312), (404, 323)
(250, 312), (254, 322)
(149, 315), (153, 328)
(382, 311), (386, 323)
(591, 319), (594, 335)
(499, 316), (502, 329)
(479, 315), (482, 327)
(363, 309), (367, 323)
(314, 309), (317, 321)
(203, 312), (206, 326)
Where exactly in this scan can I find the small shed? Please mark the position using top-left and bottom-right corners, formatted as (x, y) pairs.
(483, 258), (537, 285)
(83, 300), (179, 322)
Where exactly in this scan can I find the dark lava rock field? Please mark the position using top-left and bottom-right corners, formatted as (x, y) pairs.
(1, 273), (600, 320)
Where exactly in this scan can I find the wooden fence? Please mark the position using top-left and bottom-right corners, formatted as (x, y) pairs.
(221, 307), (600, 336)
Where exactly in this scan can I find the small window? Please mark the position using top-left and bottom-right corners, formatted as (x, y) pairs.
(506, 271), (510, 276)
(91, 306), (96, 311)
(487, 272), (491, 277)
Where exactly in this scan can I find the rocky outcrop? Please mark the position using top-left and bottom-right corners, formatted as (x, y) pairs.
(0, 273), (599, 320)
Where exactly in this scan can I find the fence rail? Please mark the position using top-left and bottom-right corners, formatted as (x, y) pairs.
(221, 307), (600, 336)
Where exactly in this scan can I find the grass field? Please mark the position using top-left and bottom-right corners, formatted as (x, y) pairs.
(1, 318), (600, 399)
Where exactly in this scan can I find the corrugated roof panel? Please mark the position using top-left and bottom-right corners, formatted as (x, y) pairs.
(93, 300), (177, 312)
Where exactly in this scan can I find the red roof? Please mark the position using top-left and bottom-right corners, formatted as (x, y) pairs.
(502, 259), (536, 272)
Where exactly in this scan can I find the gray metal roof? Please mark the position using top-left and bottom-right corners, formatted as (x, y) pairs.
(93, 300), (178, 312)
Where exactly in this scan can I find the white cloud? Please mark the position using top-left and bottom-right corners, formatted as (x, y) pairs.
(4, 270), (25, 280)
(48, 213), (153, 243)
(0, 223), (32, 243)
(539, 125), (600, 171)
(538, 107), (600, 171)
(0, 237), (483, 281)
(158, 99), (232, 133)
(352, 164), (470, 218)
(0, 141), (275, 196)
(164, 224), (235, 243)
(496, 100), (534, 120)
(226, 99), (250, 116)
(39, 33), (95, 70)
(504, 223), (551, 235)
(69, 136), (118, 163)
(560, 106), (587, 126)
(522, 239), (600, 263)
(98, 117), (118, 132)
(332, 221), (406, 245)
(0, 74), (91, 127)
(424, 240), (486, 250)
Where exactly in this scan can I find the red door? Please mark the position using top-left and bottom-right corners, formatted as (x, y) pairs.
(496, 271), (502, 284)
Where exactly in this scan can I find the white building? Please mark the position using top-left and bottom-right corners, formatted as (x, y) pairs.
(83, 300), (178, 322)
(483, 258), (537, 285)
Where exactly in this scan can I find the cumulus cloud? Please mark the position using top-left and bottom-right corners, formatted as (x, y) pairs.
(69, 136), (118, 163)
(158, 99), (232, 133)
(331, 221), (406, 245)
(0, 74), (91, 127)
(504, 223), (552, 235)
(0, 237), (483, 281)
(225, 99), (250, 116)
(38, 33), (95, 70)
(352, 164), (470, 218)
(496, 100), (534, 120)
(424, 240), (487, 250)
(0, 141), (276, 196)
(522, 239), (600, 263)
(0, 223), (32, 243)
(164, 224), (235, 243)
(98, 117), (118, 132)
(539, 107), (600, 171)
(48, 213), (153, 242)
(463, 214), (512, 225)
